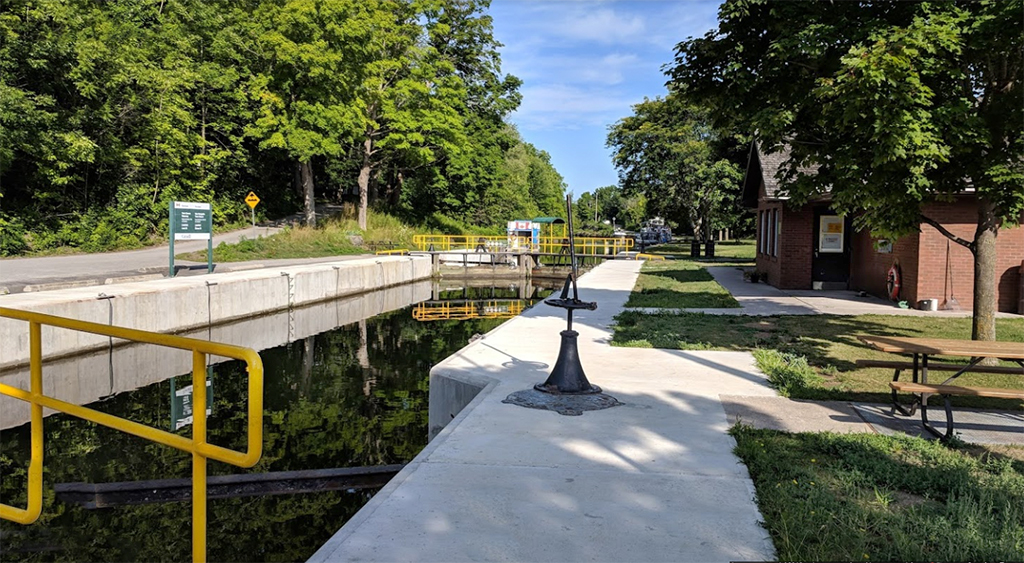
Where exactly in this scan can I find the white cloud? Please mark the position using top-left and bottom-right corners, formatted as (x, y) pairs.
(559, 8), (647, 44)
(511, 52), (641, 85)
(512, 83), (639, 131)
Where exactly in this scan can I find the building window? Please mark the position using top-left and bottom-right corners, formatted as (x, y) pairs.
(772, 209), (780, 257)
(768, 208), (775, 256)
(759, 210), (767, 255)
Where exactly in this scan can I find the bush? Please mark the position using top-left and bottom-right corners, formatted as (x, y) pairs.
(753, 348), (822, 396)
(0, 215), (28, 256)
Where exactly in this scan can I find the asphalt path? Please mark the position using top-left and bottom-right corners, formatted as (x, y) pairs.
(0, 226), (298, 294)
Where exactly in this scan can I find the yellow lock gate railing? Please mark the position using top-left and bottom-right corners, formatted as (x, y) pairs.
(0, 306), (264, 563)
(412, 234), (633, 254)
(412, 300), (527, 321)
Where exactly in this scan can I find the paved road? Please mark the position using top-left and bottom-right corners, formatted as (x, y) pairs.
(0, 226), (286, 293)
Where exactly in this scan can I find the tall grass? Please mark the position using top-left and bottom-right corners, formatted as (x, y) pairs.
(177, 209), (501, 262)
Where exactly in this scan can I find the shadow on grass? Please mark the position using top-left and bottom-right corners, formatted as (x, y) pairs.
(644, 268), (716, 283)
(625, 290), (740, 309)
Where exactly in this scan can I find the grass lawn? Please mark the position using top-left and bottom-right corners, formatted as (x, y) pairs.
(612, 311), (1024, 408)
(625, 259), (743, 308)
(177, 212), (419, 262)
(732, 425), (1024, 561)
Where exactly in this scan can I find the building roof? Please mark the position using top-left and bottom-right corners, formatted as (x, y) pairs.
(532, 217), (565, 224)
(741, 141), (821, 208)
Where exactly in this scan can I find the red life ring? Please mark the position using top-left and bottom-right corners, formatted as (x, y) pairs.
(886, 263), (901, 301)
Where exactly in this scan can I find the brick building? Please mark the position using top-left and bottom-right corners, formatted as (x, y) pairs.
(742, 142), (1024, 313)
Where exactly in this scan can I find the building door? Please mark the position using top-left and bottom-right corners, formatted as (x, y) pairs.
(812, 207), (851, 289)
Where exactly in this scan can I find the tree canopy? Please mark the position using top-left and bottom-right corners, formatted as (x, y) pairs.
(607, 93), (742, 241)
(670, 0), (1023, 338)
(0, 0), (563, 254)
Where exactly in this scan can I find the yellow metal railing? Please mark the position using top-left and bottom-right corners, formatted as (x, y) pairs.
(635, 253), (666, 261)
(412, 300), (527, 321)
(374, 249), (410, 256)
(412, 235), (633, 254)
(0, 307), (263, 563)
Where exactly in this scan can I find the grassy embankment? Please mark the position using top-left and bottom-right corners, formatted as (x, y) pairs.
(732, 425), (1024, 562)
(177, 211), (496, 262)
(625, 240), (754, 308)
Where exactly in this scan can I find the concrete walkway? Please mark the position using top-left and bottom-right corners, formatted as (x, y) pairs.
(630, 265), (1020, 317)
(309, 260), (777, 563)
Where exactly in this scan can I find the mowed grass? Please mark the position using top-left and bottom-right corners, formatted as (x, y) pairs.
(646, 239), (756, 261)
(612, 312), (1024, 408)
(732, 426), (1024, 562)
(625, 259), (742, 308)
(177, 212), (418, 262)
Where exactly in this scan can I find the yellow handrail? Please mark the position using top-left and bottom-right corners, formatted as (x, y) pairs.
(0, 306), (264, 563)
(374, 249), (410, 255)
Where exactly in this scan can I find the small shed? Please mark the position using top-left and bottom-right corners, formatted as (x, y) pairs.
(532, 217), (567, 239)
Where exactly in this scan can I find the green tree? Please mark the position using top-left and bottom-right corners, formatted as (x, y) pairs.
(607, 94), (740, 241)
(671, 0), (1023, 340)
(247, 0), (366, 227)
(347, 0), (467, 230)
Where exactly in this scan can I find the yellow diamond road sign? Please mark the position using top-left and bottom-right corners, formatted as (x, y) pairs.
(245, 191), (260, 208)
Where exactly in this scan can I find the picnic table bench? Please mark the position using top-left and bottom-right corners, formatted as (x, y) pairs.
(857, 336), (1024, 441)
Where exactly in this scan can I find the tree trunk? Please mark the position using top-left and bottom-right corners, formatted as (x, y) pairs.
(972, 198), (999, 341)
(358, 137), (372, 231)
(300, 160), (316, 227)
(390, 171), (403, 207)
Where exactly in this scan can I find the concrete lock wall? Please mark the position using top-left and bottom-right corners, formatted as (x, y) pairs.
(0, 256), (431, 369)
(427, 368), (493, 441)
(0, 280), (432, 430)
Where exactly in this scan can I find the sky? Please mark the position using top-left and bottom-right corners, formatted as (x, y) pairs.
(489, 0), (722, 197)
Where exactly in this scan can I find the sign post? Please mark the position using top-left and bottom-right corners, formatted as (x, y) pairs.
(245, 191), (260, 238)
(169, 201), (213, 277)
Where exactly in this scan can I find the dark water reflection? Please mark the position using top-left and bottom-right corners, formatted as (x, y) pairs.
(0, 281), (552, 562)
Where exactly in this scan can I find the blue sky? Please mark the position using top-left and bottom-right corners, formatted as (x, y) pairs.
(489, 0), (722, 196)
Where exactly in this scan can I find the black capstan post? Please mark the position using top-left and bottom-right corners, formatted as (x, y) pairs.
(534, 194), (600, 395)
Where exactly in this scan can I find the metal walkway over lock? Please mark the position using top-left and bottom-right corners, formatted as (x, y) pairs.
(0, 307), (264, 563)
(412, 234), (634, 256)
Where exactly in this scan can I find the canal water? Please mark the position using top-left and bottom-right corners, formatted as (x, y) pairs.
(0, 279), (556, 562)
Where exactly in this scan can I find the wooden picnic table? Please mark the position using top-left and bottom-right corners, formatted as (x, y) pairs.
(858, 335), (1024, 440)
(858, 336), (1024, 360)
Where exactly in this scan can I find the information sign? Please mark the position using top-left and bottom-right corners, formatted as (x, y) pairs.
(170, 375), (213, 431)
(819, 216), (845, 253)
(172, 201), (212, 240)
(169, 201), (214, 276)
